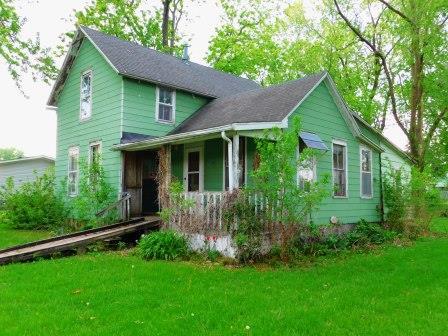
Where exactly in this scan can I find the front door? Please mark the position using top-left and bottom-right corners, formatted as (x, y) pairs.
(141, 151), (159, 214)
(184, 147), (203, 192)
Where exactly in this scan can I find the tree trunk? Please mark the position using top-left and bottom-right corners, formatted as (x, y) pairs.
(161, 0), (171, 48)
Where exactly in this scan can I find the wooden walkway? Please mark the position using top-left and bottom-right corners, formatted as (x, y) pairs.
(0, 217), (160, 266)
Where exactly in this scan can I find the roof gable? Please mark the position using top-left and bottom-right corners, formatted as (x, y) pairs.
(48, 26), (260, 106)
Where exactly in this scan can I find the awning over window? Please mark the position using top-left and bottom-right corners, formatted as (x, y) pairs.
(299, 131), (328, 151)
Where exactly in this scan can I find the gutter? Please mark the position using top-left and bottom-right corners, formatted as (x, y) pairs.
(221, 131), (234, 191)
(112, 122), (283, 151)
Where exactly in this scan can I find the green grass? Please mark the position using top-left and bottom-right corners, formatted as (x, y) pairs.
(430, 216), (448, 233)
(1, 236), (448, 334)
(1, 219), (448, 335)
(0, 222), (51, 249)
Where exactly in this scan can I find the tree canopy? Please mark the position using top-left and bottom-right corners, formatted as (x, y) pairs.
(0, 0), (57, 91)
(0, 147), (24, 161)
(207, 0), (448, 172)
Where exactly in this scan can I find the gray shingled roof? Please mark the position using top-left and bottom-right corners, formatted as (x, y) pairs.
(171, 72), (327, 134)
(80, 26), (260, 98)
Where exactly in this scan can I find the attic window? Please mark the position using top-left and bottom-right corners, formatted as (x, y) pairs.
(80, 70), (92, 121)
(156, 86), (175, 123)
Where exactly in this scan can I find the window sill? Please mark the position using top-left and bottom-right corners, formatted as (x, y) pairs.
(79, 117), (92, 123)
(360, 196), (373, 200)
(156, 119), (175, 125)
(333, 195), (348, 199)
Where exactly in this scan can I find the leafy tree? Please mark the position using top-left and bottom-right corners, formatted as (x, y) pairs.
(0, 0), (57, 91)
(57, 0), (189, 57)
(208, 0), (448, 169)
(332, 0), (448, 169)
(0, 147), (24, 161)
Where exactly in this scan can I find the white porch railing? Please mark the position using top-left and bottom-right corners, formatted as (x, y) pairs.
(167, 191), (271, 234)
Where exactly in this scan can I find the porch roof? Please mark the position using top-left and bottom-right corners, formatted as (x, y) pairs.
(113, 123), (282, 151)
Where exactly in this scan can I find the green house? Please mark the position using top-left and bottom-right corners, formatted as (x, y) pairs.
(47, 26), (411, 225)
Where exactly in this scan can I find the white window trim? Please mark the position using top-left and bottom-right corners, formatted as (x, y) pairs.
(155, 86), (176, 124)
(360, 145), (373, 199)
(68, 146), (80, 197)
(89, 140), (102, 165)
(183, 144), (204, 192)
(296, 146), (317, 187)
(79, 69), (93, 121)
(332, 139), (348, 198)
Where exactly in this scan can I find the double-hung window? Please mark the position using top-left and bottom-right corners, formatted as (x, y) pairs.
(80, 70), (92, 120)
(156, 86), (175, 123)
(89, 141), (101, 165)
(68, 147), (79, 196)
(360, 147), (373, 198)
(332, 141), (347, 197)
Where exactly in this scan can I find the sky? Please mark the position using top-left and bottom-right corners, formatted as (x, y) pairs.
(0, 0), (407, 158)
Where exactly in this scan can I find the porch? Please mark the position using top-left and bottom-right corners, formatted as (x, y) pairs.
(120, 133), (257, 218)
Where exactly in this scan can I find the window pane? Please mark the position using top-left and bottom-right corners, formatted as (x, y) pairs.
(159, 88), (173, 104)
(91, 145), (100, 164)
(188, 151), (200, 172)
(188, 173), (199, 192)
(80, 72), (92, 119)
(334, 170), (346, 196)
(333, 144), (344, 169)
(362, 149), (371, 172)
(158, 104), (172, 121)
(362, 172), (372, 197)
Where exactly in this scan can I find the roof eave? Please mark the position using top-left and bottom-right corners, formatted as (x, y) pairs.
(113, 122), (284, 151)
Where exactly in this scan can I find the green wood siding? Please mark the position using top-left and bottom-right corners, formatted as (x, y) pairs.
(55, 39), (122, 193)
(171, 144), (184, 182)
(122, 78), (209, 137)
(204, 139), (223, 191)
(288, 82), (382, 224)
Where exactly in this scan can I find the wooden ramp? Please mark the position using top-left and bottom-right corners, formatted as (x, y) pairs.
(0, 217), (160, 266)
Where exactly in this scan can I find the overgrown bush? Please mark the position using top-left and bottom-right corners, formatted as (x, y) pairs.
(66, 158), (118, 230)
(0, 168), (68, 230)
(158, 180), (194, 227)
(383, 164), (441, 238)
(138, 230), (189, 261)
(290, 219), (397, 257)
(226, 116), (329, 262)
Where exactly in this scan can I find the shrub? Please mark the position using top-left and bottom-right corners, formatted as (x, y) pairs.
(289, 220), (397, 257)
(67, 158), (118, 229)
(226, 116), (330, 262)
(0, 169), (68, 230)
(383, 164), (442, 238)
(138, 230), (189, 261)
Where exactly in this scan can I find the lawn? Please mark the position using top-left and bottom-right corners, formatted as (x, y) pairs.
(0, 222), (51, 249)
(1, 219), (448, 335)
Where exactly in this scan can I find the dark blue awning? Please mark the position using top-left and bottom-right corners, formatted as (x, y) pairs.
(299, 131), (328, 151)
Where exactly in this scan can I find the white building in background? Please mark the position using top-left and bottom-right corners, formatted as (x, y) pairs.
(0, 156), (54, 188)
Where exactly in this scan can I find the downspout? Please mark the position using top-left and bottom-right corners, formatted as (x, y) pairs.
(221, 131), (234, 190)
(379, 145), (385, 224)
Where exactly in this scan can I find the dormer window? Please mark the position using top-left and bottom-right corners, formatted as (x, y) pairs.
(156, 86), (175, 123)
(80, 70), (92, 121)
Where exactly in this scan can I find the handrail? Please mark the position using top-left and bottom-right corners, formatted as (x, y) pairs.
(96, 192), (131, 221)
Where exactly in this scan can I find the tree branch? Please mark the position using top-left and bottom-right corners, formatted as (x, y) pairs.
(378, 0), (412, 23)
(423, 107), (448, 154)
(333, 0), (409, 137)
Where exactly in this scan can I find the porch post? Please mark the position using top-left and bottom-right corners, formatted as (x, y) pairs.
(166, 144), (172, 187)
(233, 134), (239, 189)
